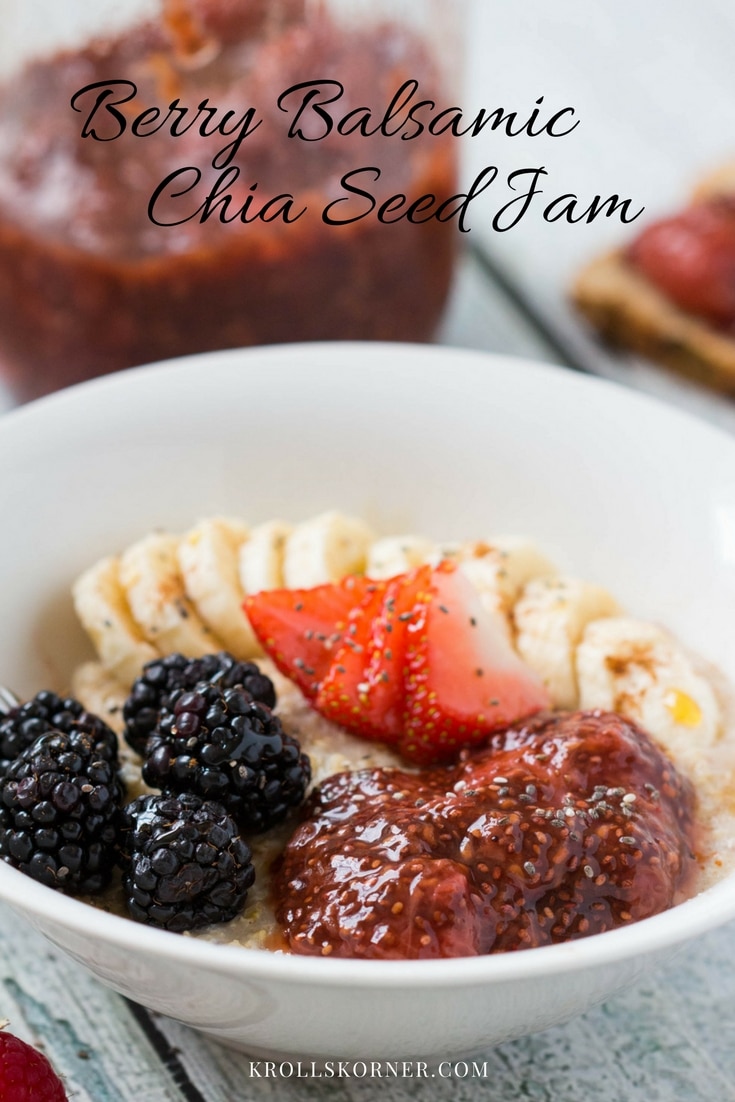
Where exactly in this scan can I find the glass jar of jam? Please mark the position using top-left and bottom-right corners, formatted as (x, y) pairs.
(0, 0), (464, 401)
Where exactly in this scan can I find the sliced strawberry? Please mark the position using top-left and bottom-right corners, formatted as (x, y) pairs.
(247, 563), (551, 766)
(244, 575), (377, 698)
(400, 561), (551, 763)
(315, 581), (390, 736)
(316, 566), (430, 741)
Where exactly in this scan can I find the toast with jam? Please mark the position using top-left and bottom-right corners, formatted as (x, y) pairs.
(571, 164), (735, 391)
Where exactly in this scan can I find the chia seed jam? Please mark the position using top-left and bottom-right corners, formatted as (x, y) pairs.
(0, 0), (458, 400)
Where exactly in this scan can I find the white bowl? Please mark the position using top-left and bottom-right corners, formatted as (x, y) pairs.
(1, 341), (734, 1060)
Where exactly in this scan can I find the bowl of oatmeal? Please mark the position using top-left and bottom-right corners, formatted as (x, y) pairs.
(0, 341), (734, 1059)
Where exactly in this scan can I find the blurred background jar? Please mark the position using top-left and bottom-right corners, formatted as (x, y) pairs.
(0, 0), (465, 402)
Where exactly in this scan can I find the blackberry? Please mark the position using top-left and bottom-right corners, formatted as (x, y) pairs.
(119, 792), (254, 931)
(0, 728), (125, 894)
(123, 651), (277, 755)
(0, 690), (119, 778)
(142, 684), (311, 832)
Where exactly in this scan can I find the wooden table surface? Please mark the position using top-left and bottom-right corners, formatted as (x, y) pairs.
(2, 2), (735, 1097)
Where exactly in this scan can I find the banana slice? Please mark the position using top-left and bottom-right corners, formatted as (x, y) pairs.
(71, 659), (126, 736)
(178, 517), (260, 657)
(459, 536), (558, 635)
(461, 537), (557, 605)
(120, 532), (223, 657)
(282, 511), (374, 588)
(514, 576), (620, 708)
(431, 541), (463, 565)
(239, 519), (293, 594)
(577, 617), (722, 760)
(366, 534), (435, 579)
(72, 556), (159, 686)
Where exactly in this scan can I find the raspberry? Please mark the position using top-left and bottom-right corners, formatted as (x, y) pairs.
(0, 1028), (68, 1101)
(122, 651), (277, 755)
(142, 684), (310, 832)
(118, 792), (255, 931)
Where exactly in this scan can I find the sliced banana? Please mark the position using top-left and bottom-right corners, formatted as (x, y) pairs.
(74, 517), (723, 780)
(577, 617), (722, 760)
(431, 541), (463, 565)
(462, 537), (557, 605)
(72, 556), (159, 686)
(120, 532), (223, 657)
(514, 576), (620, 708)
(366, 534), (436, 579)
(239, 519), (293, 594)
(282, 511), (374, 588)
(178, 517), (260, 657)
(459, 536), (558, 636)
(71, 659), (127, 734)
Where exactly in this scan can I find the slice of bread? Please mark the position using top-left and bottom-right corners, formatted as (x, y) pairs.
(571, 166), (735, 392)
(691, 162), (735, 203)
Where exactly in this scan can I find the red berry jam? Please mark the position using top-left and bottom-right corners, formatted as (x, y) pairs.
(275, 711), (696, 959)
(627, 198), (735, 329)
(0, 2), (457, 401)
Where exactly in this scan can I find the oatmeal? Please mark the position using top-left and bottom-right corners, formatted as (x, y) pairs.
(2, 509), (733, 958)
(53, 515), (735, 956)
